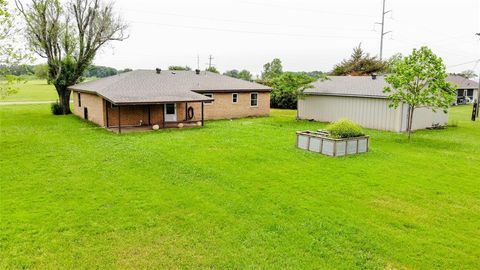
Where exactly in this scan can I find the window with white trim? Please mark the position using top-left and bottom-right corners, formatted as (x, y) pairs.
(232, 93), (238, 104)
(204, 93), (213, 104)
(250, 93), (258, 107)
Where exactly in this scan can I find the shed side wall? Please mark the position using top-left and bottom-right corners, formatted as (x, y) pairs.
(298, 95), (402, 132)
(410, 107), (449, 131)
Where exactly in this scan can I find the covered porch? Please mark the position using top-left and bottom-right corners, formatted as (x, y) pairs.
(105, 100), (205, 133)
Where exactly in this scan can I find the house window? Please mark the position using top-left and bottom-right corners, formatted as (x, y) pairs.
(165, 103), (175, 114)
(232, 93), (238, 104)
(77, 93), (81, 107)
(204, 93), (213, 104)
(250, 93), (258, 107)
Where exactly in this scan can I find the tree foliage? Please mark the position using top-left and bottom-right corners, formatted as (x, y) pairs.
(168, 65), (191, 71)
(383, 46), (455, 139)
(34, 64), (49, 79)
(16, 0), (128, 114)
(83, 65), (117, 78)
(206, 66), (219, 73)
(223, 69), (239, 78)
(269, 72), (315, 109)
(261, 58), (283, 81)
(332, 43), (386, 76)
(224, 69), (252, 81)
(1, 0), (31, 98)
(457, 70), (477, 79)
(238, 69), (252, 81)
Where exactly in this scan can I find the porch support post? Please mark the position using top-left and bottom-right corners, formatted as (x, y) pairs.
(147, 105), (151, 125)
(162, 104), (165, 128)
(118, 105), (121, 134)
(201, 101), (204, 126)
(105, 101), (109, 127)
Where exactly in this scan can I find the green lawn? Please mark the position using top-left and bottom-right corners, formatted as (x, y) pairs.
(2, 80), (58, 102)
(0, 105), (479, 269)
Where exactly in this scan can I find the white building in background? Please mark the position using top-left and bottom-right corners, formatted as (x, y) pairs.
(298, 75), (449, 132)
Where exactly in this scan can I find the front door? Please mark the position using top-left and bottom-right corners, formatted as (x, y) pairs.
(164, 103), (177, 122)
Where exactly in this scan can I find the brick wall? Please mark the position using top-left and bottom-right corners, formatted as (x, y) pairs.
(201, 92), (270, 120)
(72, 91), (105, 126)
(106, 103), (164, 127)
(72, 91), (270, 128)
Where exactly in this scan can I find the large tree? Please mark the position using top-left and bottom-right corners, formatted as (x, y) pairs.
(261, 58), (283, 81)
(384, 46), (455, 140)
(332, 43), (386, 76)
(16, 0), (128, 114)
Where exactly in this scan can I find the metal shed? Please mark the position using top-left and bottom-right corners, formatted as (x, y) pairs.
(297, 75), (449, 132)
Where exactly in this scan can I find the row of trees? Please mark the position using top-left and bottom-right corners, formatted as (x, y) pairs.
(2, 64), (130, 80)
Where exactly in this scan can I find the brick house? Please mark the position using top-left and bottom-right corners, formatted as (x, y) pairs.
(68, 69), (271, 132)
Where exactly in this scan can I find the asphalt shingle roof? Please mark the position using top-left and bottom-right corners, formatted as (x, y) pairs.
(304, 75), (479, 98)
(304, 76), (391, 98)
(446, 75), (479, 89)
(68, 70), (271, 104)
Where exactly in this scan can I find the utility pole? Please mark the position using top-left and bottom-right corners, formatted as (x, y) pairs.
(375, 0), (392, 60)
(206, 54), (214, 69)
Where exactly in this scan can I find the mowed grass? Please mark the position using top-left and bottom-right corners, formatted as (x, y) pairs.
(2, 80), (58, 102)
(0, 105), (479, 269)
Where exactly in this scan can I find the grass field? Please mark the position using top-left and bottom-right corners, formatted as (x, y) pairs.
(0, 105), (479, 269)
(2, 80), (58, 102)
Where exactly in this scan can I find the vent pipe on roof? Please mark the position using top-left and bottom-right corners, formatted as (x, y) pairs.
(195, 69), (200, 75)
(156, 68), (161, 74)
(371, 73), (377, 80)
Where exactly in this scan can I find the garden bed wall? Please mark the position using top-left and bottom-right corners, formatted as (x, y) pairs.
(296, 131), (369, 157)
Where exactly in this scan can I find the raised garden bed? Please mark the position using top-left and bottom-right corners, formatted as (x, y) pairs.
(296, 130), (369, 157)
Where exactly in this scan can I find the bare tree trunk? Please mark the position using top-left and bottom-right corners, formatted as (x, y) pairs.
(407, 106), (415, 140)
(55, 85), (72, 115)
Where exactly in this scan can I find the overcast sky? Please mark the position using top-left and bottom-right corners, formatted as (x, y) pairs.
(90, 0), (480, 77)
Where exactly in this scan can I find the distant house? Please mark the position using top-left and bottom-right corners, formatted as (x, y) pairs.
(447, 75), (479, 105)
(298, 75), (449, 132)
(68, 69), (271, 132)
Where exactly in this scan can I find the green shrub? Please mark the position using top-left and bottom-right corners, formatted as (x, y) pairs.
(50, 102), (63, 115)
(326, 118), (365, 138)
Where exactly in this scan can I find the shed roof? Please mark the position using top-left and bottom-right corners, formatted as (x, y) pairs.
(68, 69), (271, 104)
(305, 75), (479, 98)
(304, 76), (391, 98)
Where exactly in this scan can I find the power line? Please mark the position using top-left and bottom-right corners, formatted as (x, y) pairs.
(446, 59), (480, 68)
(129, 20), (378, 40)
(124, 9), (372, 33)
(238, 0), (377, 18)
